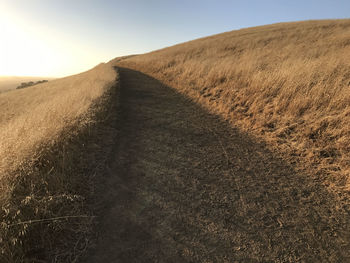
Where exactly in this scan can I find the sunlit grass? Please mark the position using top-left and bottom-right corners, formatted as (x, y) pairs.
(118, 19), (350, 190)
(0, 62), (117, 260)
(0, 63), (116, 179)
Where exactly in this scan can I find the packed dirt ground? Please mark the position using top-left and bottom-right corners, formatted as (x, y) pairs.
(84, 68), (350, 262)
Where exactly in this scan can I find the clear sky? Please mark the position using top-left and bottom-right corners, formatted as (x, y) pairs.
(0, 0), (349, 77)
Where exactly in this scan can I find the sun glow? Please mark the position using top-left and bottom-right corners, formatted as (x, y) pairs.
(0, 11), (62, 77)
(0, 5), (105, 77)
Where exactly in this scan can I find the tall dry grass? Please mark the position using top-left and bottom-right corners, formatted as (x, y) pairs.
(0, 63), (116, 177)
(117, 20), (350, 192)
(0, 62), (118, 261)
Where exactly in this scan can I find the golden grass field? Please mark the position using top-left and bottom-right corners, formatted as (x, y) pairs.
(117, 19), (350, 193)
(0, 63), (116, 182)
(0, 62), (118, 261)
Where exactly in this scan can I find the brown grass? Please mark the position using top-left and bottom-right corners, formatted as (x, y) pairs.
(0, 63), (116, 181)
(0, 62), (118, 261)
(116, 19), (350, 194)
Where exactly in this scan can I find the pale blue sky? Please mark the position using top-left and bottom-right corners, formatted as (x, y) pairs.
(1, 0), (349, 76)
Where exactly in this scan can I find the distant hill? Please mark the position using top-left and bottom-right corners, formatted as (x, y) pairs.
(0, 76), (54, 93)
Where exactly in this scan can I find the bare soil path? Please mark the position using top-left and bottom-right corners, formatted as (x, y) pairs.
(85, 68), (350, 262)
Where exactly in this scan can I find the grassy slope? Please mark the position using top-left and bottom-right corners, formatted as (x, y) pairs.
(117, 19), (350, 193)
(0, 63), (116, 178)
(0, 62), (118, 261)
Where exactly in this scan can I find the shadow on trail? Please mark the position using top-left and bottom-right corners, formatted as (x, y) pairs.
(86, 68), (350, 262)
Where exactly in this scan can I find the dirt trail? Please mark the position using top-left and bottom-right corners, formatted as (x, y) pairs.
(85, 68), (350, 262)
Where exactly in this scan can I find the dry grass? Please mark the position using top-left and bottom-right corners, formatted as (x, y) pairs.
(0, 62), (118, 261)
(0, 63), (116, 181)
(117, 19), (350, 194)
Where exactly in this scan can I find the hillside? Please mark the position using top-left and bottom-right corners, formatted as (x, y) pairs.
(85, 20), (350, 262)
(116, 19), (350, 194)
(0, 62), (118, 261)
(2, 19), (350, 262)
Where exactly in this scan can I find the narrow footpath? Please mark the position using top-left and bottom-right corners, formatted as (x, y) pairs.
(86, 67), (350, 262)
